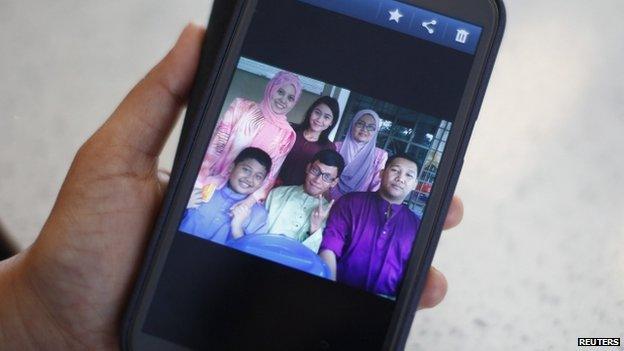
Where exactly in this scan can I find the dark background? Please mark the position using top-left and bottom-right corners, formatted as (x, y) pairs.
(242, 0), (473, 121)
(145, 234), (394, 350)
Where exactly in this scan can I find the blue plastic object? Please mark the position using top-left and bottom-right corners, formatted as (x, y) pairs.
(227, 234), (331, 278)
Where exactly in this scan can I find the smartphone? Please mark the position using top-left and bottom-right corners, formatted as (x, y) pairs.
(123, 0), (505, 349)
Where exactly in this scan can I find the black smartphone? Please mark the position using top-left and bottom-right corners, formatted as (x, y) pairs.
(123, 0), (505, 350)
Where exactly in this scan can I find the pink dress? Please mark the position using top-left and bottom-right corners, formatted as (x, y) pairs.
(329, 141), (388, 199)
(196, 98), (296, 201)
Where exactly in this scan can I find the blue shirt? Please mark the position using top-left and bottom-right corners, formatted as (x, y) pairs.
(179, 185), (268, 244)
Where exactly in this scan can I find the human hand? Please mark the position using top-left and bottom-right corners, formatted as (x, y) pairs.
(0, 22), (462, 351)
(309, 195), (334, 234)
(230, 203), (252, 239)
(418, 196), (463, 309)
(0, 24), (205, 349)
(230, 195), (257, 213)
(187, 187), (204, 209)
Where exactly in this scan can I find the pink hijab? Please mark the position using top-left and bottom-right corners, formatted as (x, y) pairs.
(196, 71), (302, 192)
(252, 70), (301, 165)
(337, 109), (382, 194)
(259, 71), (302, 127)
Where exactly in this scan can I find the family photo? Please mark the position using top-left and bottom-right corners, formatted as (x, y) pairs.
(178, 58), (454, 298)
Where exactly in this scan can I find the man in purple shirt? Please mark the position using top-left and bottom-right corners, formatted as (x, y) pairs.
(319, 153), (421, 297)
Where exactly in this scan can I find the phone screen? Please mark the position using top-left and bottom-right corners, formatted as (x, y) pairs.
(141, 0), (483, 349)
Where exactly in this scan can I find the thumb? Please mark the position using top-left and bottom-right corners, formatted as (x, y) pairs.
(157, 169), (171, 191)
(93, 24), (205, 165)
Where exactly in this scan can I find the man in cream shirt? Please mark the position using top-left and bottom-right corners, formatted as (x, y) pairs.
(264, 150), (344, 252)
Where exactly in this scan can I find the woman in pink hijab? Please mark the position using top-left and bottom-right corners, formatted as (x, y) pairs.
(329, 109), (388, 200)
(196, 71), (302, 204)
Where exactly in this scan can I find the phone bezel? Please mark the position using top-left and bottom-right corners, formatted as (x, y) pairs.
(121, 0), (255, 349)
(122, 0), (505, 349)
(382, 1), (506, 349)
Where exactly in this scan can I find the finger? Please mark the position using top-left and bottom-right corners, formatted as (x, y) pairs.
(96, 23), (205, 161)
(443, 196), (463, 230)
(157, 169), (171, 190)
(327, 199), (335, 212)
(192, 190), (203, 200)
(318, 195), (323, 211)
(417, 266), (447, 310)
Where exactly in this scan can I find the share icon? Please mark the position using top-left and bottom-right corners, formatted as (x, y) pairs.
(421, 19), (437, 34)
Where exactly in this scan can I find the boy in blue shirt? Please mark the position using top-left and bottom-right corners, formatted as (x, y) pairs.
(179, 147), (271, 244)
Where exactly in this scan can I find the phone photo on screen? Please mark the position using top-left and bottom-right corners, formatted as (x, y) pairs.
(123, 0), (505, 349)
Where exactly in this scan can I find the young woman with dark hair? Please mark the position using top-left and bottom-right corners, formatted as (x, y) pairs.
(278, 96), (341, 186)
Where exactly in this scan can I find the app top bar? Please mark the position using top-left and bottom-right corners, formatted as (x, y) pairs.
(297, 0), (482, 54)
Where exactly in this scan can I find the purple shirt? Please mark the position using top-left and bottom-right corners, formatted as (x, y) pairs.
(278, 128), (335, 186)
(319, 192), (421, 297)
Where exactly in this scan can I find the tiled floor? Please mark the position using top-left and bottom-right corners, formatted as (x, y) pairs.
(1, 0), (622, 349)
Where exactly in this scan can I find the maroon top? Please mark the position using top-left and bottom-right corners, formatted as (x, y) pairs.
(278, 128), (335, 186)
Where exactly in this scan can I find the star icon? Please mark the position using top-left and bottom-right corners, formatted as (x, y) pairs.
(388, 9), (404, 23)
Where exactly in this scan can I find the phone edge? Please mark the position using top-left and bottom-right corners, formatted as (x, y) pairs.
(384, 0), (507, 349)
(119, 0), (243, 349)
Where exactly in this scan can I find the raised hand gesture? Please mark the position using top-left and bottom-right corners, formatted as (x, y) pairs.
(310, 195), (335, 234)
(230, 203), (252, 239)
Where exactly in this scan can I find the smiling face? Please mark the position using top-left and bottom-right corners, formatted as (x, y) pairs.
(228, 159), (268, 195)
(269, 84), (297, 115)
(304, 160), (339, 197)
(379, 157), (419, 204)
(352, 114), (377, 143)
(308, 103), (335, 133)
